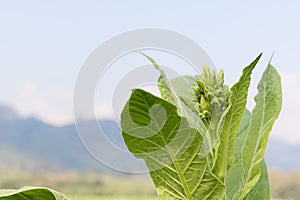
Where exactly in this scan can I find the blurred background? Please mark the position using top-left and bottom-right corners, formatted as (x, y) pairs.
(0, 1), (299, 199)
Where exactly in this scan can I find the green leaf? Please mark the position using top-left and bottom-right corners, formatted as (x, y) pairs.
(213, 54), (262, 179)
(225, 109), (251, 200)
(0, 187), (69, 200)
(139, 53), (204, 131)
(121, 89), (225, 200)
(225, 159), (270, 200)
(169, 76), (213, 157)
(233, 109), (251, 163)
(169, 76), (197, 105)
(245, 160), (270, 200)
(226, 63), (281, 200)
(139, 52), (179, 108)
(169, 76), (204, 129)
(139, 53), (212, 157)
(239, 63), (282, 199)
(226, 110), (270, 200)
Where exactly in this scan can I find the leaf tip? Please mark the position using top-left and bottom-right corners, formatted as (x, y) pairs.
(268, 51), (275, 66)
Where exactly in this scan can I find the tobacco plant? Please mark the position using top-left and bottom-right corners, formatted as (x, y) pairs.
(0, 53), (282, 200)
(121, 53), (282, 200)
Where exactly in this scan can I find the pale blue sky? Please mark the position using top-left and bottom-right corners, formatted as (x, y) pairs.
(0, 1), (300, 143)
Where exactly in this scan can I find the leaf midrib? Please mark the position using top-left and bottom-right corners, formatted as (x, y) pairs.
(245, 82), (267, 182)
(138, 91), (192, 199)
(242, 81), (276, 200)
(217, 91), (241, 179)
(160, 132), (193, 200)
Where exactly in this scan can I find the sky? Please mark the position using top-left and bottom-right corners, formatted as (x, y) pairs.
(0, 1), (300, 144)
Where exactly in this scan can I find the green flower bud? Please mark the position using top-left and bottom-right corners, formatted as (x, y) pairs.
(211, 96), (219, 105)
(193, 66), (230, 127)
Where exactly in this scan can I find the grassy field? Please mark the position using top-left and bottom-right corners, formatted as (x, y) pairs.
(0, 167), (299, 199)
(0, 168), (157, 199)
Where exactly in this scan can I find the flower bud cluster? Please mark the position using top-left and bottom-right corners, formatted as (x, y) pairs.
(193, 66), (230, 125)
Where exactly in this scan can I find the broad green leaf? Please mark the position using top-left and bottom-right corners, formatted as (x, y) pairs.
(140, 53), (217, 166)
(226, 109), (270, 200)
(239, 64), (282, 199)
(141, 54), (213, 157)
(140, 53), (213, 158)
(121, 89), (225, 200)
(225, 159), (270, 200)
(245, 160), (270, 200)
(0, 187), (69, 200)
(213, 54), (262, 179)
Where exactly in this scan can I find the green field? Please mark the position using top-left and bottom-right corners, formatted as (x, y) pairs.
(0, 168), (299, 199)
(0, 168), (156, 199)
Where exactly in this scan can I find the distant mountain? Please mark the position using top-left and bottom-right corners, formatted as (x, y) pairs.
(0, 105), (119, 171)
(0, 105), (299, 171)
(0, 105), (18, 121)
